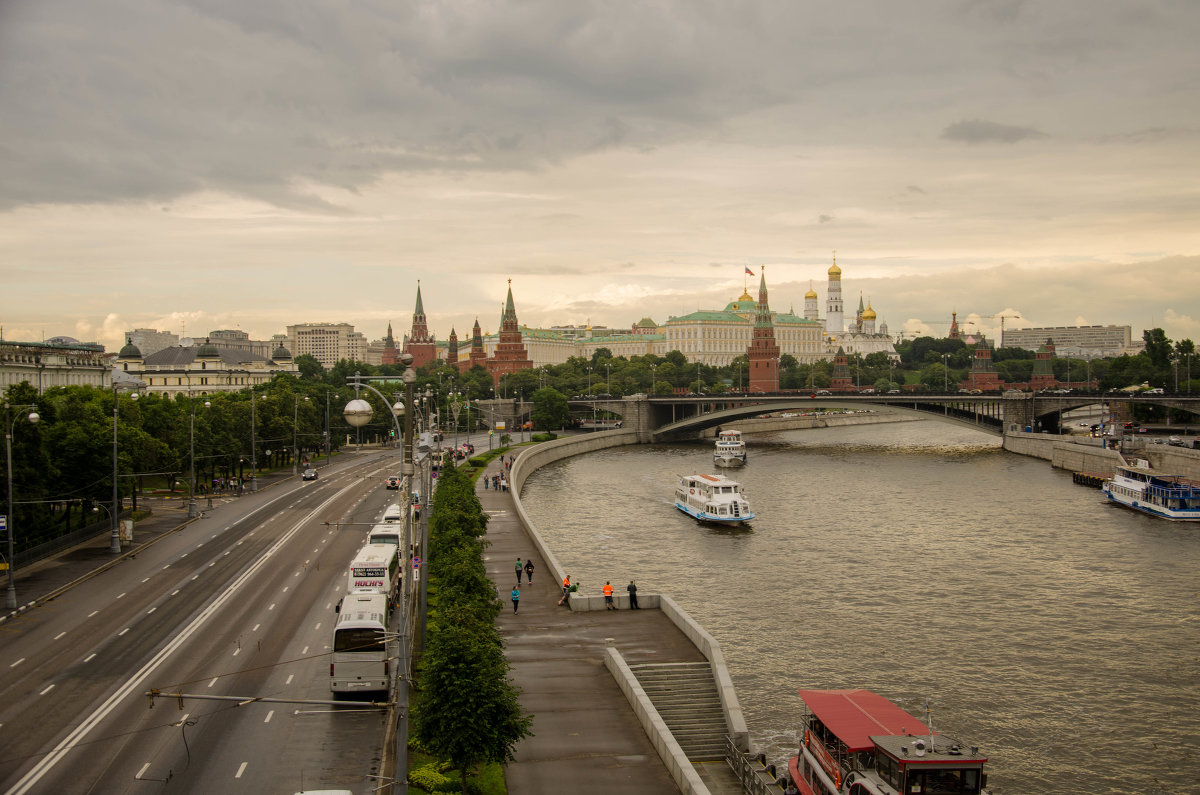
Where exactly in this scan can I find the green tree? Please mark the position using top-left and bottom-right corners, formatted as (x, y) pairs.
(1143, 328), (1173, 368)
(531, 387), (569, 431)
(294, 354), (325, 381)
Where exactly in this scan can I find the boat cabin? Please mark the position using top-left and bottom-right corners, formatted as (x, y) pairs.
(792, 689), (988, 795)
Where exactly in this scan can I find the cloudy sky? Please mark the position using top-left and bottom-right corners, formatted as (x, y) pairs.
(2, 0), (1198, 351)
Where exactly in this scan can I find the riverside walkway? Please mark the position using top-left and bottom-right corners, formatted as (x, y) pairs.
(477, 454), (745, 795)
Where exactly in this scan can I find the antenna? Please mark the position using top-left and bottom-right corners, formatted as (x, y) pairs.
(926, 698), (935, 750)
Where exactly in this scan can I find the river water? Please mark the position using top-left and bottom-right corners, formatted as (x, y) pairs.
(519, 420), (1200, 795)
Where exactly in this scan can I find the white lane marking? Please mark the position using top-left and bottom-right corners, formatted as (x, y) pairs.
(301, 646), (308, 655)
(224, 551), (230, 556)
(135, 763), (151, 780)
(252, 623), (260, 632)
(264, 710), (274, 723)
(10, 658), (25, 668)
(84, 653), (96, 663)
(325, 602), (331, 609)
(118, 628), (130, 636)
(285, 674), (294, 685)
(180, 553), (188, 558)
(116, 593), (126, 599)
(53, 632), (65, 640)
(8, 478), (366, 794)
(314, 622), (321, 631)
(235, 761), (247, 779)
(209, 562), (215, 567)
(40, 684), (55, 695)
(171, 590), (179, 596)
(282, 586), (289, 593)
(268, 603), (276, 611)
(191, 575), (199, 581)
(208, 677), (218, 688)
(147, 607), (157, 615)
(232, 648), (240, 657)
(293, 571), (300, 577)
(176, 712), (190, 726)
(88, 611), (99, 618)
(141, 577), (150, 583)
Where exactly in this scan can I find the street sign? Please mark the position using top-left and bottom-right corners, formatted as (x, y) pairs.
(412, 556), (422, 570)
(0, 515), (6, 532)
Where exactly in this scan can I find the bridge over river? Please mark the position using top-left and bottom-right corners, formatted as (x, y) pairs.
(476, 391), (1200, 442)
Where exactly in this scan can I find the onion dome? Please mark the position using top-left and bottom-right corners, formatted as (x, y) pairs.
(828, 252), (842, 278)
(805, 286), (818, 299)
(272, 344), (293, 361)
(118, 336), (142, 358)
(863, 301), (877, 320)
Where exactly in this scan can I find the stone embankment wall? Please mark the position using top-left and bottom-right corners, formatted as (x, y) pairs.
(1003, 431), (1200, 479)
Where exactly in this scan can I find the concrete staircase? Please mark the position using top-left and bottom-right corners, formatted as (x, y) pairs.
(629, 661), (729, 762)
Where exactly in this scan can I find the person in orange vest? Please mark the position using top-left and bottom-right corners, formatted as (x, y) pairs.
(603, 581), (615, 610)
(557, 575), (571, 606)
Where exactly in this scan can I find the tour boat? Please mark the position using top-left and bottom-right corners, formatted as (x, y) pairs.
(674, 473), (754, 524)
(787, 689), (990, 795)
(1102, 456), (1200, 521)
(713, 429), (747, 468)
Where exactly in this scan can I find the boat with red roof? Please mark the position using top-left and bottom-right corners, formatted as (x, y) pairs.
(787, 689), (989, 795)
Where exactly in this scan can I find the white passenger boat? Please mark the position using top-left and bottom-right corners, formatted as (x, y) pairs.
(713, 429), (747, 468)
(1102, 456), (1200, 521)
(675, 473), (754, 524)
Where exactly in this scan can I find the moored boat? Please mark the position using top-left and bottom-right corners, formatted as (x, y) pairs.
(674, 473), (754, 524)
(787, 689), (990, 795)
(1102, 455), (1200, 521)
(713, 429), (747, 468)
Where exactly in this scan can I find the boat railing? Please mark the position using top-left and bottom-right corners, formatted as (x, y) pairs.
(724, 737), (787, 794)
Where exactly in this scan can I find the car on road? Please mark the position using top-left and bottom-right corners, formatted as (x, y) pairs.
(302, 468), (317, 481)
(815, 389), (832, 396)
(385, 476), (400, 490)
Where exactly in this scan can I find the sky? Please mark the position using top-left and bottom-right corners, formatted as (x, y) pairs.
(2, 0), (1199, 352)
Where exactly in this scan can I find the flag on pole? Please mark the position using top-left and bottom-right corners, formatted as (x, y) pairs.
(744, 267), (755, 276)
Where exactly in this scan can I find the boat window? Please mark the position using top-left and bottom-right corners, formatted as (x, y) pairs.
(876, 753), (900, 790)
(904, 768), (980, 794)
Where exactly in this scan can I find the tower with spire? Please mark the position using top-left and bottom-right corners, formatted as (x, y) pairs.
(826, 252), (844, 333)
(486, 280), (533, 386)
(446, 327), (458, 367)
(803, 280), (819, 322)
(404, 282), (437, 368)
(382, 322), (399, 365)
(746, 268), (781, 393)
(461, 317), (488, 373)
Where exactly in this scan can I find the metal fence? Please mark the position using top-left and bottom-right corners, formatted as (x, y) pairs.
(725, 735), (787, 794)
(13, 510), (132, 568)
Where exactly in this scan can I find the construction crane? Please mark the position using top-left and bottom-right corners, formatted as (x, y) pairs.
(971, 313), (1021, 345)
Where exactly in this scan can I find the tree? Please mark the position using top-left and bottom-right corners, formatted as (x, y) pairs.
(412, 611), (532, 793)
(531, 387), (569, 431)
(294, 354), (324, 381)
(1143, 328), (1173, 368)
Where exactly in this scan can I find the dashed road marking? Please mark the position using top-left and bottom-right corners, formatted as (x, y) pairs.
(285, 674), (294, 685)
(53, 632), (65, 641)
(84, 653), (96, 663)
(264, 710), (274, 723)
(118, 628), (130, 636)
(40, 684), (55, 695)
(10, 658), (25, 668)
(209, 677), (218, 688)
(235, 762), (247, 779)
(88, 611), (99, 618)
(136, 763), (151, 780)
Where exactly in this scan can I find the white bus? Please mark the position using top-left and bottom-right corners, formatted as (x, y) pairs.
(367, 522), (401, 550)
(346, 543), (400, 606)
(330, 592), (390, 696)
(381, 503), (402, 523)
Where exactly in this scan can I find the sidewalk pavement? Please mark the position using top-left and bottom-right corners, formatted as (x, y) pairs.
(479, 453), (705, 795)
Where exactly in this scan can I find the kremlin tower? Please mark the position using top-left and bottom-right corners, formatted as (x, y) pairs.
(486, 280), (533, 386)
(746, 268), (780, 393)
(403, 282), (437, 368)
(825, 253), (844, 334)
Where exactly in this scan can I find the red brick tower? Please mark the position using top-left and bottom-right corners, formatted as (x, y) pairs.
(460, 317), (488, 373)
(948, 311), (961, 341)
(403, 281), (437, 368)
(1028, 338), (1057, 391)
(964, 335), (1004, 391)
(831, 347), (854, 392)
(446, 327), (459, 368)
(382, 322), (399, 366)
(747, 268), (780, 393)
(487, 280), (533, 386)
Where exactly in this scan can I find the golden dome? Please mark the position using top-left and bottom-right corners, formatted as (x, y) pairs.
(863, 301), (877, 320)
(738, 289), (753, 302)
(805, 287), (818, 299)
(828, 253), (841, 279)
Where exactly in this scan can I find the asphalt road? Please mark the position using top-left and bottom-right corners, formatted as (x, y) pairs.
(0, 450), (406, 795)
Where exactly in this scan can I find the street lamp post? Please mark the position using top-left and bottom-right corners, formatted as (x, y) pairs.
(292, 395), (309, 475)
(188, 397), (211, 519)
(111, 383), (141, 553)
(5, 402), (39, 609)
(249, 393), (259, 492)
(606, 363), (611, 395)
(651, 364), (657, 394)
(343, 358), (415, 794)
(942, 354), (949, 392)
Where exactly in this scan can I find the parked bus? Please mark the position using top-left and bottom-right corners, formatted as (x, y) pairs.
(330, 592), (390, 696)
(381, 503), (403, 523)
(367, 522), (400, 550)
(346, 544), (400, 607)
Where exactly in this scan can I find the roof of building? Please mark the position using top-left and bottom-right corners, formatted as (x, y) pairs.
(143, 346), (271, 367)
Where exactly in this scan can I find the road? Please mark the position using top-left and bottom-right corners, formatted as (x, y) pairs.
(0, 450), (406, 794)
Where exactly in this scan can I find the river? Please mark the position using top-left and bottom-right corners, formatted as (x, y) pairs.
(519, 420), (1200, 795)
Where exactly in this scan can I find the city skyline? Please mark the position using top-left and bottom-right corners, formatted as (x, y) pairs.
(2, 2), (1198, 349)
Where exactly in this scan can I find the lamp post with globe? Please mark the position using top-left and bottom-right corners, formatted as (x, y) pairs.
(5, 401), (39, 609)
(110, 381), (142, 553)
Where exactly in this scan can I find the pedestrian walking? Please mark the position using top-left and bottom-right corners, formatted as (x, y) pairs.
(603, 581), (615, 610)
(627, 580), (639, 609)
(557, 575), (571, 606)
(483, 476), (489, 490)
(523, 558), (535, 584)
(511, 586), (520, 614)
(515, 557), (524, 584)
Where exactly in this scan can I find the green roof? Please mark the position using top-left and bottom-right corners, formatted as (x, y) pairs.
(668, 310), (748, 323)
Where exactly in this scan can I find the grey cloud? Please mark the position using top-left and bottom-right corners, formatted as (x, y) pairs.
(818, 214), (835, 224)
(942, 119), (1048, 144)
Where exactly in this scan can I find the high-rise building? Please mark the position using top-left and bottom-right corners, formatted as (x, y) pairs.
(283, 323), (367, 368)
(1001, 325), (1136, 357)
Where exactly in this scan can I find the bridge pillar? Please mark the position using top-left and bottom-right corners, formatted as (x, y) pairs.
(1001, 391), (1035, 434)
(622, 396), (656, 443)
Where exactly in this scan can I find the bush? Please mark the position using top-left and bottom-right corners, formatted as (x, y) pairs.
(467, 456), (489, 468)
(409, 763), (453, 792)
(531, 432), (557, 442)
